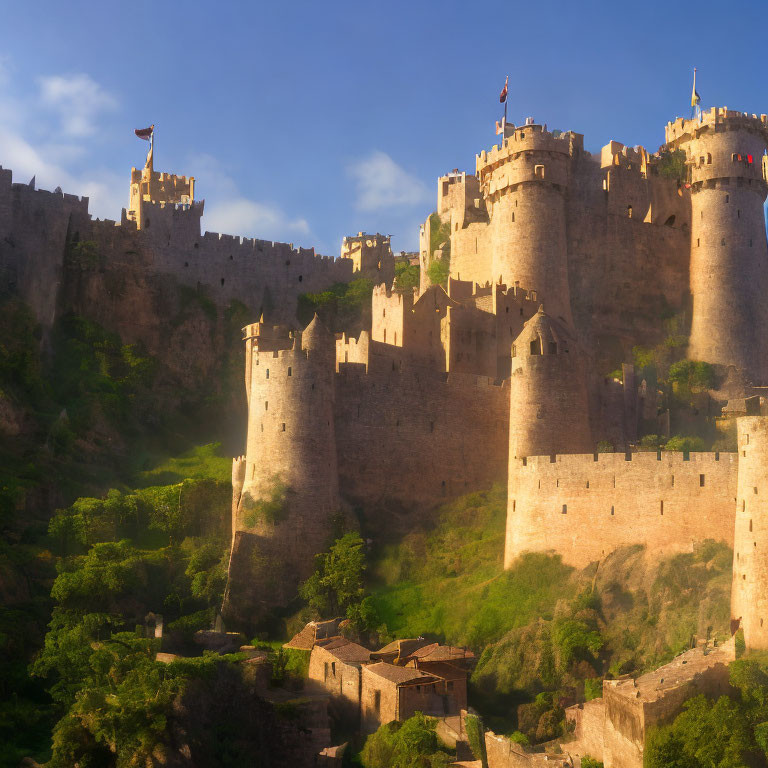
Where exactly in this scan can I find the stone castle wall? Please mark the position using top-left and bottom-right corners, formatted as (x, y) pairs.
(0, 166), (353, 330)
(506, 451), (737, 568)
(335, 358), (509, 517)
(731, 417), (768, 650)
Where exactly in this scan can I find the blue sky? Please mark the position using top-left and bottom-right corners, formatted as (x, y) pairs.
(1, 0), (766, 253)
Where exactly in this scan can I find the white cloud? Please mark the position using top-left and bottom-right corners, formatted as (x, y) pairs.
(348, 150), (429, 211)
(204, 198), (310, 239)
(192, 153), (312, 243)
(38, 74), (118, 137)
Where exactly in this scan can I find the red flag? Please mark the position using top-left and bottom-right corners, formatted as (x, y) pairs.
(499, 77), (508, 104)
(135, 125), (154, 141)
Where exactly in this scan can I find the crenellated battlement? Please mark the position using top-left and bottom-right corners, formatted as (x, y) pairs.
(665, 107), (768, 146)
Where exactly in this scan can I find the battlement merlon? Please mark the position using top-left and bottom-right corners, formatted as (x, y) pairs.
(664, 107), (768, 147)
(475, 122), (584, 175)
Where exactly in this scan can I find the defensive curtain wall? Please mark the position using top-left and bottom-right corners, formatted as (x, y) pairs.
(506, 451), (738, 569)
(0, 165), (353, 330)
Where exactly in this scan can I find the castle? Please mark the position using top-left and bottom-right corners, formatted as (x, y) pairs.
(225, 105), (768, 663)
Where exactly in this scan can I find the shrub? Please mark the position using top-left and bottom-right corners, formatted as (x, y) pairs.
(663, 435), (705, 453)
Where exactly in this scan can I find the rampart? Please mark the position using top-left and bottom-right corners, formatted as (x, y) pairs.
(0, 165), (355, 329)
(334, 335), (509, 518)
(506, 451), (738, 568)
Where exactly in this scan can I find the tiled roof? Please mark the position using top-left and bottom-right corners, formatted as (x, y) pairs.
(316, 637), (371, 663)
(364, 661), (438, 686)
(409, 643), (475, 662)
(374, 638), (431, 657)
(413, 661), (467, 680)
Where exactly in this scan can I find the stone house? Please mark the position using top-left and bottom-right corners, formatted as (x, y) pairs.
(308, 637), (372, 720)
(360, 661), (465, 733)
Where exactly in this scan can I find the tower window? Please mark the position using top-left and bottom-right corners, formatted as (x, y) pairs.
(221, 278), (225, 286)
(660, 500), (664, 515)
(530, 339), (540, 355)
(697, 238), (700, 247)
(562, 504), (567, 514)
(721, 238), (726, 246)
(611, 505), (615, 515)
(700, 474), (705, 487)
(738, 210), (741, 219)
(726, 194), (730, 202)
(750, 519), (753, 531)
(288, 367), (292, 376)
(265, 401), (268, 410)
(627, 205), (633, 218)
(512, 212), (515, 222)
(266, 369), (269, 379)
(282, 423), (285, 431)
(534, 164), (545, 178)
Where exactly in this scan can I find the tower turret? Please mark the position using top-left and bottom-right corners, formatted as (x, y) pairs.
(507, 307), (592, 459)
(665, 108), (768, 381)
(731, 416), (768, 651)
(476, 122), (581, 325)
(226, 316), (339, 620)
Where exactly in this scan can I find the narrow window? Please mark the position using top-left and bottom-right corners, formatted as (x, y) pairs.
(298, 275), (303, 282)
(324, 662), (329, 681)
(383, 329), (387, 343)
(530, 339), (540, 355)
(586, 480), (590, 489)
(265, 401), (268, 410)
(721, 238), (726, 246)
(627, 205), (633, 218)
(430, 421), (435, 433)
(512, 212), (515, 222)
(266, 369), (269, 379)
(660, 500), (664, 515)
(331, 662), (336, 676)
(288, 367), (292, 376)
(512, 500), (516, 511)
(374, 690), (381, 713)
(750, 519), (753, 531)
(726, 194), (730, 202)
(755, 487), (758, 495)
(611, 505), (615, 516)
(697, 238), (700, 247)
(548, 341), (557, 354)
(700, 474), (705, 487)
(671, 475), (675, 487)
(394, 331), (397, 345)
(282, 423), (286, 431)
(220, 278), (225, 286)
(562, 504), (567, 514)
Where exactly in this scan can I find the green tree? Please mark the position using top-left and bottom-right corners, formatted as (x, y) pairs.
(663, 435), (706, 453)
(299, 532), (367, 618)
(361, 713), (454, 768)
(394, 259), (420, 292)
(644, 695), (756, 768)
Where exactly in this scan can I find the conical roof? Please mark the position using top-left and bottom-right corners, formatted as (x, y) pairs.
(513, 305), (576, 356)
(301, 313), (333, 351)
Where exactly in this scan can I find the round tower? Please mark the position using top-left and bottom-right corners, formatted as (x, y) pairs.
(665, 108), (768, 382)
(476, 122), (575, 325)
(237, 314), (339, 588)
(732, 416), (768, 651)
(507, 307), (592, 459)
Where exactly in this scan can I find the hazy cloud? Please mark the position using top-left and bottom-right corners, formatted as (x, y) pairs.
(348, 150), (429, 211)
(192, 153), (311, 242)
(38, 73), (118, 137)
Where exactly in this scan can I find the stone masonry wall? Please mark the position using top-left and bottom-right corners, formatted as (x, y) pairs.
(506, 451), (737, 568)
(732, 417), (768, 650)
(335, 361), (509, 518)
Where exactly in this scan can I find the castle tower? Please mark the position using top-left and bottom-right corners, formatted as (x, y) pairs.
(507, 307), (592, 459)
(128, 155), (195, 230)
(731, 416), (768, 651)
(476, 123), (580, 325)
(226, 314), (339, 620)
(665, 108), (768, 382)
(340, 232), (395, 286)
